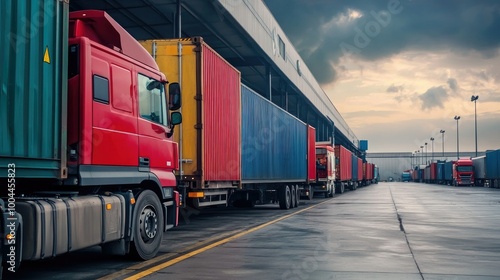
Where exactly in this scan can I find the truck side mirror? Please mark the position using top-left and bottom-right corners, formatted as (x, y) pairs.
(166, 112), (182, 138)
(169, 82), (181, 110)
(171, 111), (182, 126)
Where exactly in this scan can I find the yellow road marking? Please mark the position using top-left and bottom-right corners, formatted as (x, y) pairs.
(124, 200), (331, 280)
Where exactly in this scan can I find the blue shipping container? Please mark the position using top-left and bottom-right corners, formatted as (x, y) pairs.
(241, 85), (307, 182)
(437, 161), (445, 181)
(444, 161), (453, 181)
(486, 149), (500, 179)
(351, 154), (358, 181)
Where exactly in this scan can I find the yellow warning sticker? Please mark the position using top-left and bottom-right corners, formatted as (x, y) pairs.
(44, 46), (50, 64)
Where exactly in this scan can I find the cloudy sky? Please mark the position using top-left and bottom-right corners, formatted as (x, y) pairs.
(264, 0), (500, 153)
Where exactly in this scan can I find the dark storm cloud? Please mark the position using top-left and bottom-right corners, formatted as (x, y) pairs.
(419, 86), (449, 110)
(264, 0), (500, 84)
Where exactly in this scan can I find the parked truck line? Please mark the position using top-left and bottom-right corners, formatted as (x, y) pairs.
(0, 4), (377, 274)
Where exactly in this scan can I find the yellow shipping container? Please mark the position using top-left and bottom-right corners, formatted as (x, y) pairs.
(140, 37), (241, 191)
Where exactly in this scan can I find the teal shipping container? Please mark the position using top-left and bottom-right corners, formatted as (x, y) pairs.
(0, 0), (69, 178)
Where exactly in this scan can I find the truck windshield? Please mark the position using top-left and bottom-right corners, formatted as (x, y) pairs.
(456, 166), (473, 172)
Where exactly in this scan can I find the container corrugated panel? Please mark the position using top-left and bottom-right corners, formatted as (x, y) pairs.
(357, 158), (363, 180)
(0, 0), (68, 178)
(141, 38), (241, 185)
(202, 42), (241, 182)
(367, 163), (373, 180)
(437, 162), (445, 180)
(351, 154), (358, 181)
(472, 156), (486, 179)
(444, 161), (453, 180)
(430, 163), (437, 180)
(241, 85), (307, 182)
(335, 145), (352, 181)
(485, 149), (500, 179)
(307, 126), (316, 182)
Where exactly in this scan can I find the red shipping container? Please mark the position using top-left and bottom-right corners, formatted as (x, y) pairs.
(430, 162), (437, 181)
(307, 126), (316, 182)
(334, 145), (352, 181)
(363, 162), (374, 180)
(202, 43), (241, 182)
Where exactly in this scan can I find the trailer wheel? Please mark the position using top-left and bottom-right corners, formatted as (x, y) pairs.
(290, 185), (297, 208)
(294, 185), (299, 207)
(278, 185), (291, 210)
(131, 190), (164, 260)
(335, 183), (345, 194)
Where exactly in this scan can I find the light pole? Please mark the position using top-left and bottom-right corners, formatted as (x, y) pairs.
(471, 95), (479, 157)
(420, 146), (424, 165)
(425, 142), (428, 164)
(454, 115), (460, 159)
(440, 130), (445, 157)
(430, 137), (434, 162)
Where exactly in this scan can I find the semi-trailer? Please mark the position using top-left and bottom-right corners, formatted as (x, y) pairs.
(349, 154), (360, 190)
(1, 5), (182, 274)
(473, 149), (500, 188)
(141, 38), (318, 209)
(236, 85), (317, 209)
(334, 145), (352, 193)
(139, 38), (242, 208)
(485, 149), (500, 188)
(363, 162), (374, 186)
(436, 160), (446, 184)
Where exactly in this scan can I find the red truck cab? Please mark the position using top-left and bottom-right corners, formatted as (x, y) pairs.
(452, 158), (474, 186)
(66, 10), (182, 259)
(312, 144), (335, 198)
(67, 10), (181, 188)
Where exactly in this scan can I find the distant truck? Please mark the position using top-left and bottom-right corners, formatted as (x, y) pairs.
(452, 158), (474, 186)
(310, 142), (335, 198)
(401, 171), (412, 182)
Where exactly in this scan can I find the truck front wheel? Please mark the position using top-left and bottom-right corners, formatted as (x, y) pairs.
(131, 190), (164, 260)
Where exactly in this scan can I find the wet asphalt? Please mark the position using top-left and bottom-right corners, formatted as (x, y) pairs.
(6, 182), (500, 279)
(142, 182), (500, 280)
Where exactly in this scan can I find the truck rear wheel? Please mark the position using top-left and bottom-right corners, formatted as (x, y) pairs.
(278, 185), (291, 210)
(295, 185), (300, 207)
(290, 185), (297, 208)
(131, 190), (164, 260)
